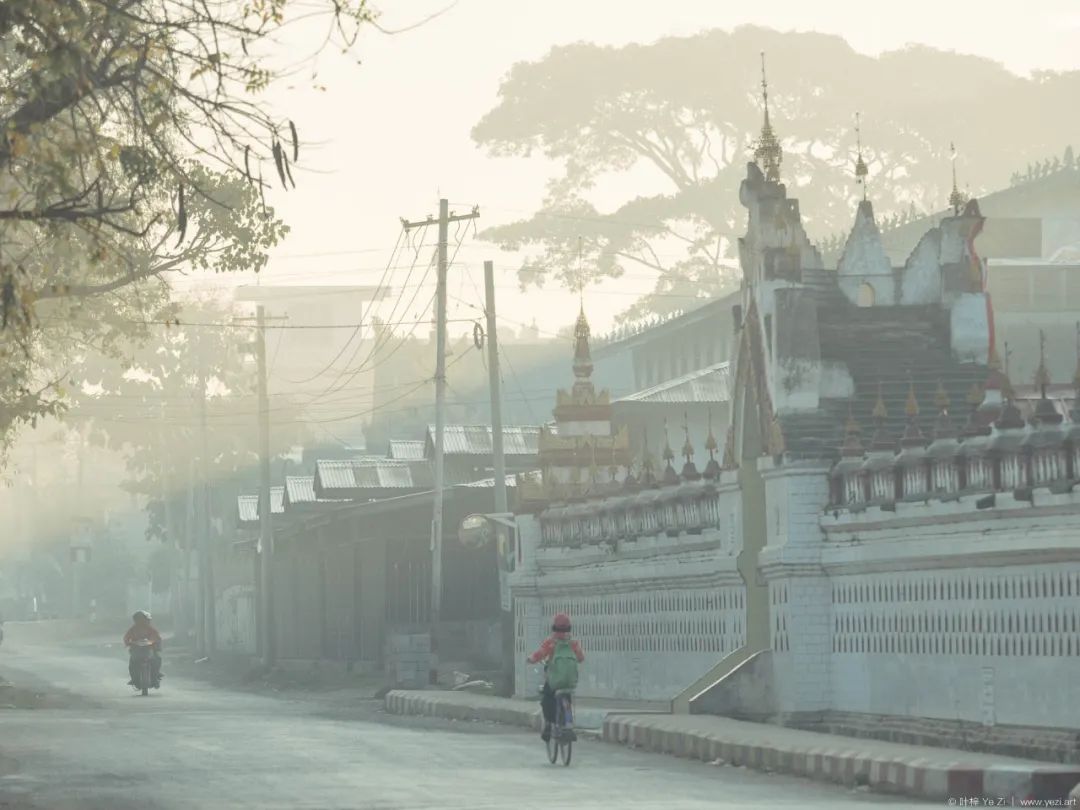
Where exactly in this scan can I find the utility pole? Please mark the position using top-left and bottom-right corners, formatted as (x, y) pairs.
(484, 261), (508, 515)
(484, 260), (514, 695)
(159, 409), (187, 643)
(255, 304), (274, 668)
(197, 341), (216, 656)
(234, 305), (282, 668)
(401, 200), (479, 683)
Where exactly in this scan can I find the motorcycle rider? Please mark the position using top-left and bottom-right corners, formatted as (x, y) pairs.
(123, 610), (162, 687)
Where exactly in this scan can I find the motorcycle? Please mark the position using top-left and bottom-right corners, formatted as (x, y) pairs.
(129, 639), (158, 696)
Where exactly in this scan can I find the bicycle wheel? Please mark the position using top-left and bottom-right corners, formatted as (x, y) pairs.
(546, 733), (559, 764)
(560, 737), (572, 766)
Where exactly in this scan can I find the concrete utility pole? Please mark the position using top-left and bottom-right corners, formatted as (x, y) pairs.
(483, 260), (514, 695)
(255, 304), (274, 667)
(484, 260), (508, 515)
(196, 341), (216, 655)
(401, 200), (479, 682)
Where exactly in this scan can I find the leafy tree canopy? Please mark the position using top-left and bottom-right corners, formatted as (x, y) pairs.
(473, 26), (1080, 321)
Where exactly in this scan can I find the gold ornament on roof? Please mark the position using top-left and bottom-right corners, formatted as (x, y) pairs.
(854, 112), (869, 200)
(905, 380), (920, 418)
(753, 52), (783, 183)
(1033, 329), (1052, 395)
(704, 410), (718, 457)
(949, 142), (966, 214)
(934, 380), (950, 413)
(872, 382), (888, 422)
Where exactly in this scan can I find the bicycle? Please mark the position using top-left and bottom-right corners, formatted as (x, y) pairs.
(545, 687), (575, 766)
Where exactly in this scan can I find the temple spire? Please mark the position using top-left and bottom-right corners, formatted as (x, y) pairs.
(703, 410), (721, 480)
(854, 112), (869, 201)
(949, 142), (966, 215)
(572, 305), (593, 380)
(1033, 330), (1063, 426)
(681, 413), (700, 481)
(753, 52), (783, 183)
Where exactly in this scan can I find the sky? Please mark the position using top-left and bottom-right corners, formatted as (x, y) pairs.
(181, 0), (1080, 340)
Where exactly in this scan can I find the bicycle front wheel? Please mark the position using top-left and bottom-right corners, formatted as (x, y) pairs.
(560, 738), (572, 766)
(546, 734), (559, 764)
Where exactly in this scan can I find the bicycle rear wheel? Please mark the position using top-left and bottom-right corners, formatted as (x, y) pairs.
(560, 738), (572, 766)
(546, 734), (559, 764)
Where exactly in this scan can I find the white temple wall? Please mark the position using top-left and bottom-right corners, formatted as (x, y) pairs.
(511, 480), (746, 701)
(822, 495), (1080, 730)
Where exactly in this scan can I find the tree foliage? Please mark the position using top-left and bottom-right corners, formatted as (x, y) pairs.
(0, 0), (369, 452)
(0, 170), (286, 452)
(69, 300), (308, 545)
(473, 26), (1080, 321)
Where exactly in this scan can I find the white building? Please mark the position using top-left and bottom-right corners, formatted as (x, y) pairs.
(507, 88), (1080, 763)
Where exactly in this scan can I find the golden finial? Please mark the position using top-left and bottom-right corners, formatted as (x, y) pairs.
(681, 413), (694, 462)
(934, 380), (950, 413)
(572, 304), (593, 380)
(949, 142), (965, 214)
(1034, 329), (1052, 396)
(872, 382), (888, 421)
(841, 404), (863, 455)
(905, 380), (920, 418)
(967, 381), (984, 409)
(753, 52), (783, 183)
(704, 410), (718, 458)
(1002, 340), (1016, 400)
(662, 420), (675, 463)
(854, 112), (869, 200)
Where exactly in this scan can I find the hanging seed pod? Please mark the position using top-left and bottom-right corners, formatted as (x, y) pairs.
(176, 184), (187, 246)
(271, 140), (287, 189)
(283, 154), (296, 189)
(289, 120), (299, 162)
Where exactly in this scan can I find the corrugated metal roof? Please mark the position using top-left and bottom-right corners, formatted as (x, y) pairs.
(236, 487), (284, 524)
(387, 439), (425, 460)
(424, 425), (541, 457)
(616, 362), (731, 405)
(285, 476), (316, 504)
(458, 474), (521, 488)
(315, 458), (434, 494)
(237, 495), (258, 524)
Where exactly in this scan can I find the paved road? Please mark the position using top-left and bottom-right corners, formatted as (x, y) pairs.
(0, 637), (911, 809)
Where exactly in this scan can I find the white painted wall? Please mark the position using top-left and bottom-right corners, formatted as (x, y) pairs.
(823, 490), (1080, 729)
(511, 482), (746, 701)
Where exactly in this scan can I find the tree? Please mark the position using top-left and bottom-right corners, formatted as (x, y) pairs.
(0, 168), (286, 454)
(0, 0), (377, 453)
(0, 0), (372, 235)
(473, 26), (1080, 320)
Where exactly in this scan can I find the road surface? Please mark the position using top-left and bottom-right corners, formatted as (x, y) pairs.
(0, 631), (909, 809)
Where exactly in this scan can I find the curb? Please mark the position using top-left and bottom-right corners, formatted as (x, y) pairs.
(383, 691), (1080, 804)
(384, 690), (542, 732)
(602, 715), (1080, 804)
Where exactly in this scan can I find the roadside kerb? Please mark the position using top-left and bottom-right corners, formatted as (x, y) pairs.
(384, 690), (1080, 803)
(385, 690), (542, 732)
(602, 714), (1080, 804)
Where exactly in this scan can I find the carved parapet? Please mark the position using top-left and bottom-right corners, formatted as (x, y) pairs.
(829, 418), (1080, 513)
(537, 476), (738, 550)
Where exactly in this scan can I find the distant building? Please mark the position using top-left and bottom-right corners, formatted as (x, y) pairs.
(233, 284), (387, 451)
(594, 292), (739, 390)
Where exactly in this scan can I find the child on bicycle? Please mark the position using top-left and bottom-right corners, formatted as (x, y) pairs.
(527, 612), (584, 742)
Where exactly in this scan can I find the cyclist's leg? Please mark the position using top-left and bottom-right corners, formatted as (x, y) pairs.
(540, 681), (555, 740)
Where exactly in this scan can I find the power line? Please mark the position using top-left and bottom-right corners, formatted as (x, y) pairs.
(276, 227), (408, 386)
